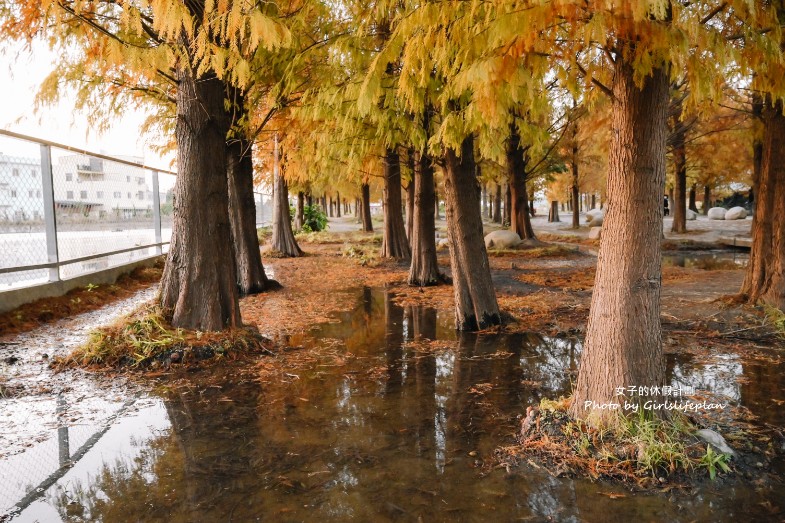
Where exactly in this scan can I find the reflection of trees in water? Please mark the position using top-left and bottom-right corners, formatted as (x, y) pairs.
(667, 352), (742, 401)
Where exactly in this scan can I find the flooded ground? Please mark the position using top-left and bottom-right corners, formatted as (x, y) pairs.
(662, 250), (749, 270)
(2, 286), (782, 522)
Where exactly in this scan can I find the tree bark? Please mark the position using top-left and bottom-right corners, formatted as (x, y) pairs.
(688, 183), (698, 212)
(160, 71), (239, 331)
(405, 166), (415, 242)
(569, 57), (669, 426)
(670, 95), (688, 233)
(703, 185), (711, 214)
(571, 171), (580, 229)
(548, 201), (560, 222)
(504, 184), (512, 226)
(336, 191), (341, 217)
(751, 90), (763, 229)
(270, 136), (302, 257)
(590, 193), (596, 210)
(741, 97), (785, 310)
(361, 182), (373, 232)
(380, 149), (411, 259)
(508, 123), (536, 240)
(443, 135), (501, 331)
(294, 191), (304, 231)
(227, 138), (272, 295)
(408, 151), (441, 286)
(492, 183), (502, 223)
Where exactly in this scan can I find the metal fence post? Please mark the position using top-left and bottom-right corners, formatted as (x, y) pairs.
(39, 144), (60, 282)
(151, 170), (162, 255)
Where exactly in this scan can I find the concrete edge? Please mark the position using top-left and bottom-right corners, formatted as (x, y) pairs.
(0, 255), (163, 314)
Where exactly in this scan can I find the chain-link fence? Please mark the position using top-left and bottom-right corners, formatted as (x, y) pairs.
(0, 130), (175, 290)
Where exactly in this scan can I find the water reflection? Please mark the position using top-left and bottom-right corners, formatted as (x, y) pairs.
(7, 287), (783, 522)
(663, 250), (748, 269)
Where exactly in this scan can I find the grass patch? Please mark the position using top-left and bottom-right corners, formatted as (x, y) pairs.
(58, 305), (271, 371)
(296, 230), (382, 245)
(763, 305), (785, 337)
(501, 397), (760, 487)
(257, 226), (272, 245)
(341, 243), (379, 266)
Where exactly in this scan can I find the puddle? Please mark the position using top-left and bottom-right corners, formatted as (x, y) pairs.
(2, 288), (783, 521)
(663, 250), (749, 270)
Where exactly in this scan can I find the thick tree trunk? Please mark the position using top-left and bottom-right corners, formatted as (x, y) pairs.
(492, 184), (502, 223)
(670, 95), (688, 233)
(405, 174), (415, 242)
(160, 71), (239, 331)
(688, 184), (698, 212)
(591, 194), (596, 210)
(751, 90), (763, 229)
(508, 124), (536, 240)
(295, 191), (304, 231)
(741, 97), (785, 310)
(548, 201), (560, 222)
(270, 136), (302, 257)
(408, 151), (441, 286)
(703, 185), (711, 214)
(443, 136), (501, 331)
(361, 183), (373, 232)
(336, 192), (341, 217)
(380, 149), (411, 259)
(569, 58), (669, 426)
(571, 174), (580, 229)
(227, 138), (271, 295)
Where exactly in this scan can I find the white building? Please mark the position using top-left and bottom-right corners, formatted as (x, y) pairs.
(0, 153), (45, 222)
(54, 154), (155, 219)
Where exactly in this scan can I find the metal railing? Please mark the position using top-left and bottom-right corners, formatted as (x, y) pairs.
(0, 130), (176, 290)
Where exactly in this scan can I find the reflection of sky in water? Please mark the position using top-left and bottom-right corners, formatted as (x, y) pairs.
(434, 351), (454, 474)
(670, 353), (742, 401)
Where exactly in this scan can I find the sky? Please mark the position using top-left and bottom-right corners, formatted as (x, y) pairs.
(0, 39), (173, 170)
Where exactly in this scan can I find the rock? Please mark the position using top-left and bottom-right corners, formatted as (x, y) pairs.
(437, 238), (450, 249)
(685, 209), (697, 220)
(484, 230), (522, 250)
(707, 207), (727, 220)
(588, 226), (602, 240)
(696, 428), (736, 457)
(725, 206), (747, 220)
(585, 209), (604, 227)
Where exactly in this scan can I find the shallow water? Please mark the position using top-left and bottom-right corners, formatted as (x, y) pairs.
(3, 288), (783, 522)
(662, 250), (749, 270)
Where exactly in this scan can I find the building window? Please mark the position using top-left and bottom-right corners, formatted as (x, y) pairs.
(30, 169), (37, 177)
(137, 191), (145, 200)
(96, 191), (104, 199)
(113, 191), (121, 198)
(10, 190), (17, 197)
(12, 168), (19, 177)
(36, 190), (41, 198)
(137, 177), (145, 185)
(127, 192), (131, 199)
(126, 176), (131, 182)
(80, 190), (88, 199)
(29, 189), (34, 197)
(67, 190), (74, 199)
(66, 173), (73, 181)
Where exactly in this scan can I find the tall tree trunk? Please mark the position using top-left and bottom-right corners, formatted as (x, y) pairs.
(160, 69), (239, 331)
(227, 138), (271, 295)
(405, 167), (415, 242)
(381, 149), (411, 259)
(670, 94), (688, 233)
(443, 135), (501, 331)
(741, 97), (785, 310)
(591, 194), (596, 209)
(336, 192), (341, 217)
(434, 187), (441, 220)
(295, 191), (304, 231)
(751, 90), (764, 229)
(569, 58), (669, 426)
(481, 184), (488, 217)
(504, 184), (512, 226)
(688, 184), (698, 212)
(270, 136), (302, 257)
(361, 182), (373, 232)
(571, 170), (580, 229)
(492, 184), (502, 223)
(508, 123), (536, 240)
(703, 185), (711, 214)
(408, 151), (441, 286)
(548, 201), (560, 222)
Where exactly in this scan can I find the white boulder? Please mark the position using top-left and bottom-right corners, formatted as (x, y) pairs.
(588, 226), (602, 240)
(437, 238), (450, 249)
(484, 230), (522, 249)
(707, 207), (727, 220)
(686, 209), (697, 221)
(724, 206), (747, 220)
